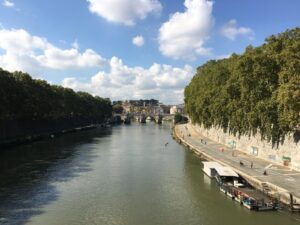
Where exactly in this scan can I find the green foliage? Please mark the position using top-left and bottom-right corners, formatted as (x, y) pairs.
(174, 113), (188, 124)
(0, 69), (112, 122)
(112, 104), (124, 114)
(185, 28), (300, 145)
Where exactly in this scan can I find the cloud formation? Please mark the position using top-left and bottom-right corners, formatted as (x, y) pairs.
(0, 28), (193, 104)
(132, 35), (144, 47)
(0, 28), (105, 75)
(63, 57), (194, 104)
(87, 0), (162, 26)
(158, 0), (214, 60)
(221, 19), (254, 40)
(2, 0), (14, 8)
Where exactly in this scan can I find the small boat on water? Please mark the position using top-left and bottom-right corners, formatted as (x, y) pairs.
(232, 186), (278, 211)
(242, 198), (278, 211)
(243, 198), (257, 210)
(257, 202), (278, 211)
(203, 161), (278, 212)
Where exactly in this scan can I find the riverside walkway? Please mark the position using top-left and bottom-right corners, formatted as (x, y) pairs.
(175, 123), (300, 206)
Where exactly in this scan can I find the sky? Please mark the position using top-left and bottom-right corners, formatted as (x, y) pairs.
(0, 0), (299, 104)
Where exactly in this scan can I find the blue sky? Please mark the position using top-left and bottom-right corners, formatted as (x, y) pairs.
(0, 0), (299, 104)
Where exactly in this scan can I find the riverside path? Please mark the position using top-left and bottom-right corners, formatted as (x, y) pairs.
(175, 123), (300, 206)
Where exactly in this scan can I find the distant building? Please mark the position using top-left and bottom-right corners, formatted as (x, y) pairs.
(115, 99), (170, 115)
(129, 99), (159, 107)
(153, 106), (164, 115)
(170, 104), (184, 115)
(160, 105), (171, 114)
(122, 101), (131, 113)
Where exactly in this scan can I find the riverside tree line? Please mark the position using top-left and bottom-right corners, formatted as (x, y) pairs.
(185, 28), (300, 145)
(0, 69), (112, 143)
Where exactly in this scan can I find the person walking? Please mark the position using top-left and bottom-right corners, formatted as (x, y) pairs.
(251, 162), (253, 169)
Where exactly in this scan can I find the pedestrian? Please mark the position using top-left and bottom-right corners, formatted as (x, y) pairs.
(251, 162), (253, 169)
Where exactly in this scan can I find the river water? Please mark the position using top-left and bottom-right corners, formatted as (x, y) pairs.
(0, 122), (299, 225)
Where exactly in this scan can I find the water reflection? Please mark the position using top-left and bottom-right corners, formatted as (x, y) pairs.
(0, 124), (299, 225)
(0, 128), (111, 225)
(203, 173), (212, 187)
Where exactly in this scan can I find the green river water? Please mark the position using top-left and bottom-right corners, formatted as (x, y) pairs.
(0, 122), (299, 225)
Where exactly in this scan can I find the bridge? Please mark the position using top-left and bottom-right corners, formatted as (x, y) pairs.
(111, 113), (131, 124)
(112, 113), (174, 124)
(134, 113), (174, 124)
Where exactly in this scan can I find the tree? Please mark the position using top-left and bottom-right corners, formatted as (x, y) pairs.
(174, 113), (188, 124)
(0, 69), (112, 123)
(112, 104), (123, 114)
(184, 28), (300, 145)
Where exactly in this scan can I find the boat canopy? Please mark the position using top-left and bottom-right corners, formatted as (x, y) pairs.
(202, 161), (239, 178)
(215, 166), (239, 177)
(202, 161), (223, 169)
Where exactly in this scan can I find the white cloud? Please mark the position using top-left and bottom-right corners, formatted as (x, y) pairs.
(0, 53), (44, 75)
(72, 39), (79, 49)
(0, 28), (106, 75)
(0, 27), (193, 104)
(62, 77), (92, 93)
(87, 0), (162, 26)
(132, 35), (144, 47)
(221, 20), (254, 40)
(37, 48), (105, 70)
(2, 0), (14, 7)
(63, 56), (194, 104)
(158, 0), (214, 60)
(0, 29), (48, 54)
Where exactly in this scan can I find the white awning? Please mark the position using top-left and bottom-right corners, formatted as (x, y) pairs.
(202, 161), (222, 169)
(202, 161), (239, 177)
(215, 166), (239, 177)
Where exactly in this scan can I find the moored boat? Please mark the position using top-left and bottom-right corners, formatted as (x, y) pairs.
(204, 161), (279, 212)
(243, 198), (257, 210)
(220, 185), (235, 200)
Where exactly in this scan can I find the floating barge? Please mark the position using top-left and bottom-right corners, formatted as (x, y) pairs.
(202, 161), (244, 187)
(203, 161), (279, 211)
(220, 185), (279, 211)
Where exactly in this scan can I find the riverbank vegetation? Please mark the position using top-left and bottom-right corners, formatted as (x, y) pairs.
(185, 28), (300, 145)
(0, 69), (112, 143)
(174, 113), (188, 124)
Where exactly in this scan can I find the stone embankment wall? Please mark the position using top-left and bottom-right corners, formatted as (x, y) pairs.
(192, 123), (300, 171)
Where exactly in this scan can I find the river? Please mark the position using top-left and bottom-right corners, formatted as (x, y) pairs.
(0, 122), (299, 225)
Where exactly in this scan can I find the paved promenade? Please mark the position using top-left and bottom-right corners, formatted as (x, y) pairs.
(175, 124), (300, 205)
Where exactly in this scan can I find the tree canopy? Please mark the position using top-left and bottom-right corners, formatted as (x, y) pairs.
(112, 104), (124, 114)
(0, 69), (112, 122)
(185, 28), (300, 145)
(174, 113), (188, 124)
